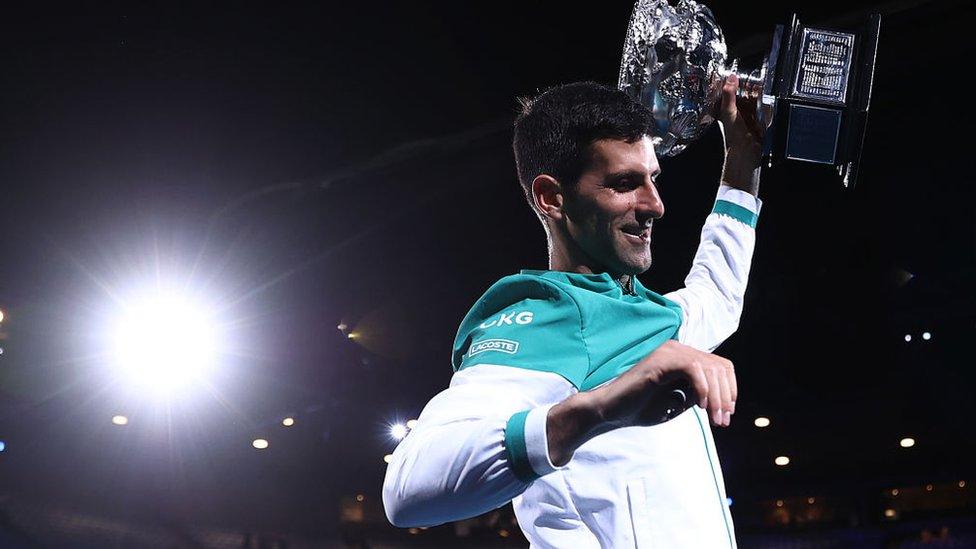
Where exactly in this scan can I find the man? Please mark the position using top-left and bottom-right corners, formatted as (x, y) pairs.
(383, 77), (762, 548)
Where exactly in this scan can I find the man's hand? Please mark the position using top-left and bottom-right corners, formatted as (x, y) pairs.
(719, 74), (765, 196)
(590, 339), (736, 429)
(546, 340), (737, 466)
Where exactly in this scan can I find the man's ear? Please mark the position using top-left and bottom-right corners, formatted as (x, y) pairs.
(531, 174), (566, 221)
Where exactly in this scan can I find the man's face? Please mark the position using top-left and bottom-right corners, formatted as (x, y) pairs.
(562, 136), (664, 276)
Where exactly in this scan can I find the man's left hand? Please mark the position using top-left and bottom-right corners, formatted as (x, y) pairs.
(718, 74), (764, 196)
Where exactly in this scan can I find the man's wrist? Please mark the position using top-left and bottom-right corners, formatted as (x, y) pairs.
(721, 162), (761, 197)
(546, 392), (605, 467)
(722, 147), (762, 197)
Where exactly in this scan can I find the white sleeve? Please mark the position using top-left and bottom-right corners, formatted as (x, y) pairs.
(665, 185), (761, 352)
(382, 364), (577, 527)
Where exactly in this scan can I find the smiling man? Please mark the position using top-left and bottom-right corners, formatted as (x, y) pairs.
(383, 80), (762, 548)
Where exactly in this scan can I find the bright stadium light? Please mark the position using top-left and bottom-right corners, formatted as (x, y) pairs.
(390, 423), (408, 440)
(111, 292), (218, 395)
(252, 438), (269, 449)
(112, 415), (128, 426)
(774, 456), (790, 466)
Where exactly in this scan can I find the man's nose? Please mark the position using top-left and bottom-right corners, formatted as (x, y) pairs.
(636, 180), (665, 221)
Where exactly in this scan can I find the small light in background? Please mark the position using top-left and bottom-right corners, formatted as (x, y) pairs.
(499, 529), (510, 538)
(776, 500), (784, 507)
(111, 415), (128, 426)
(0, 309), (5, 323)
(960, 481), (967, 488)
(406, 419), (418, 429)
(926, 484), (933, 492)
(347, 332), (357, 340)
(922, 331), (932, 341)
(390, 423), (408, 440)
(0, 441), (5, 452)
(408, 528), (420, 535)
(252, 438), (269, 450)
(900, 437), (915, 448)
(890, 267), (914, 288)
(904, 334), (912, 342)
(383, 454), (393, 464)
(726, 497), (733, 507)
(282, 417), (295, 427)
(891, 489), (899, 496)
(337, 323), (348, 332)
(884, 508), (896, 518)
(774, 456), (790, 466)
(356, 494), (365, 502)
(754, 417), (771, 428)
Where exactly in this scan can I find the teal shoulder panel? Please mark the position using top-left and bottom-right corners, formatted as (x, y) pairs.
(576, 276), (684, 391)
(452, 275), (590, 389)
(656, 292), (685, 326)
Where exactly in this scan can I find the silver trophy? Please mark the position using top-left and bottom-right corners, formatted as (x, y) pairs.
(619, 0), (880, 187)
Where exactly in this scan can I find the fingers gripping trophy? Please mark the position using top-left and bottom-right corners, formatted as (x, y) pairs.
(618, 0), (881, 188)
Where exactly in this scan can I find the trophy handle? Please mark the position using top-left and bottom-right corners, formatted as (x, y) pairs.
(734, 66), (765, 100)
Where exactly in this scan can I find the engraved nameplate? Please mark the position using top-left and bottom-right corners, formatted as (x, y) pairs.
(792, 28), (855, 104)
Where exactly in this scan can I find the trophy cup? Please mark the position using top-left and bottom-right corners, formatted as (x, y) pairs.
(619, 0), (880, 187)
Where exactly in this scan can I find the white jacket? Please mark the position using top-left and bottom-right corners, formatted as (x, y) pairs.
(383, 185), (761, 548)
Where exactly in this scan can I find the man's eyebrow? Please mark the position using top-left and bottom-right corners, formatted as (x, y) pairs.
(606, 168), (661, 181)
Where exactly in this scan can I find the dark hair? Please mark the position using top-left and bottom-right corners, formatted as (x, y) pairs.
(512, 81), (654, 211)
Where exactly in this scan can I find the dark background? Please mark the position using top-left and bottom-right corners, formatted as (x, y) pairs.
(0, 1), (973, 542)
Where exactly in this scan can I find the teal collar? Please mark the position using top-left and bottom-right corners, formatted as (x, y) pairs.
(520, 269), (646, 297)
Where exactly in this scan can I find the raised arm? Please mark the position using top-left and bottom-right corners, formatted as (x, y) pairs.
(665, 74), (764, 352)
(664, 185), (760, 352)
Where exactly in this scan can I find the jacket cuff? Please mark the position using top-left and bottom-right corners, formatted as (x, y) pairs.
(504, 404), (562, 482)
(713, 184), (762, 228)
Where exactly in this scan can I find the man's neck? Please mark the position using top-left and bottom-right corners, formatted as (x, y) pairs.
(547, 227), (634, 294)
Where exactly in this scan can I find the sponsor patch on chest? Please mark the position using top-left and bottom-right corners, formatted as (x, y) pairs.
(468, 338), (520, 357)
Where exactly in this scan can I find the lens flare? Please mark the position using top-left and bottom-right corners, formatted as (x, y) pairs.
(112, 293), (218, 394)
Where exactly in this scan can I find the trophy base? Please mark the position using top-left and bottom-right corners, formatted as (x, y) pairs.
(762, 13), (881, 189)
